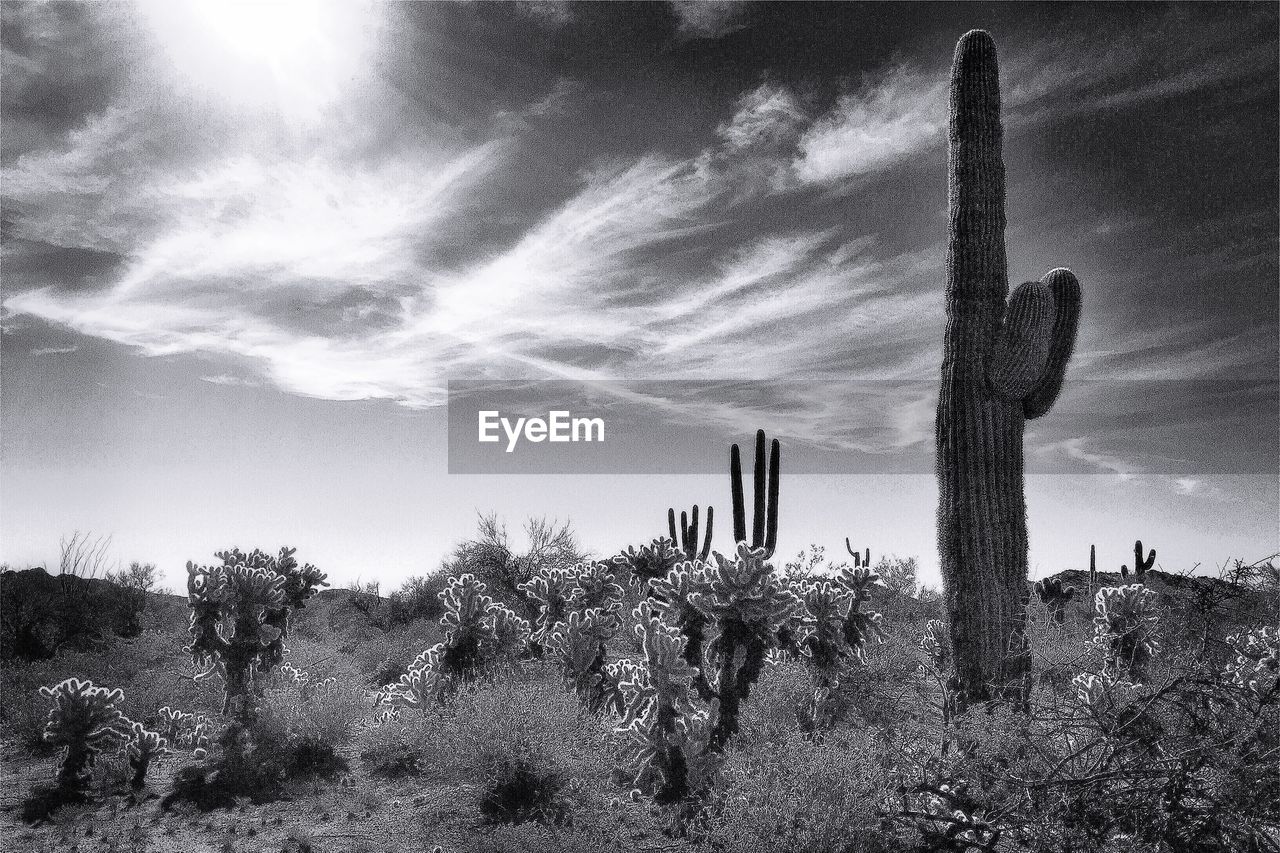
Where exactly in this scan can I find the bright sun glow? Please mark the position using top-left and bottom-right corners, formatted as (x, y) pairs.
(140, 0), (377, 119)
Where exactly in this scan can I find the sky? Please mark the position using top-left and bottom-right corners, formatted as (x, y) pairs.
(2, 1), (1277, 590)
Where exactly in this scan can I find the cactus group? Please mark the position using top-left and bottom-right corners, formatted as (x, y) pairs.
(669, 505), (714, 562)
(1034, 577), (1077, 624)
(934, 30), (1082, 707)
(185, 547), (327, 720)
(378, 573), (530, 712)
(730, 430), (780, 559)
(39, 678), (131, 791)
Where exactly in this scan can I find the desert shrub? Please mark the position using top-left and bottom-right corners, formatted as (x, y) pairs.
(1, 628), (223, 752)
(693, 727), (902, 853)
(732, 656), (813, 746)
(442, 513), (587, 617)
(386, 570), (450, 625)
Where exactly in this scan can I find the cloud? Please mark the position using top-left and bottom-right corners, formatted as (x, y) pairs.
(670, 1), (748, 40)
(795, 64), (946, 186)
(199, 373), (258, 387)
(29, 344), (77, 356)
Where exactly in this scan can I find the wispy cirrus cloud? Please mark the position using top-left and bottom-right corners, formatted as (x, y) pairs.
(1, 1), (1274, 477)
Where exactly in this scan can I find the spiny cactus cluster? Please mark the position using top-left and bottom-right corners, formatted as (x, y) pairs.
(157, 706), (211, 759)
(378, 573), (530, 712)
(280, 662), (339, 699)
(1224, 626), (1279, 700)
(1121, 539), (1156, 581)
(919, 619), (950, 671)
(185, 547), (327, 720)
(40, 678), (132, 791)
(616, 600), (719, 804)
(1092, 584), (1161, 682)
(613, 539), (683, 594)
(649, 560), (714, 701)
(1034, 577), (1077, 624)
(934, 29), (1082, 707)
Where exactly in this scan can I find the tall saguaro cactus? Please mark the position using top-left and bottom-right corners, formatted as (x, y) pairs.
(669, 505), (714, 562)
(935, 30), (1082, 707)
(730, 430), (780, 558)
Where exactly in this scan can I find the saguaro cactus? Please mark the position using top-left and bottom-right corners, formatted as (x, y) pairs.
(1122, 540), (1156, 581)
(669, 505), (714, 562)
(845, 539), (871, 569)
(1089, 544), (1098, 591)
(730, 430), (780, 558)
(935, 30), (1082, 706)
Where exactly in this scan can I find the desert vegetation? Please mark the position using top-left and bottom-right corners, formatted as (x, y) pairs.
(1, 28), (1276, 853)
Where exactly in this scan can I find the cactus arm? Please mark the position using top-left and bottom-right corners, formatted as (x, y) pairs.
(688, 505), (699, 554)
(668, 508), (679, 546)
(1022, 269), (1082, 419)
(699, 507), (714, 562)
(988, 281), (1055, 399)
(764, 437), (779, 558)
(752, 430), (767, 549)
(730, 443), (747, 545)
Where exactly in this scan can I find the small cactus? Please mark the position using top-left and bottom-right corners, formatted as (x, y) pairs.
(669, 505), (714, 562)
(125, 722), (168, 790)
(39, 678), (131, 791)
(833, 565), (887, 657)
(1033, 577), (1077, 624)
(1224, 626), (1279, 699)
(919, 619), (950, 671)
(729, 430), (780, 559)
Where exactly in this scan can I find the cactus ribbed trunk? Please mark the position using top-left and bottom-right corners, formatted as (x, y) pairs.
(935, 31), (1081, 708)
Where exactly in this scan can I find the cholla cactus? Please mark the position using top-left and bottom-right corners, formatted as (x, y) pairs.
(546, 607), (624, 713)
(1034, 576), (1077, 624)
(157, 706), (193, 747)
(650, 560), (713, 700)
(1092, 584), (1160, 681)
(40, 678), (131, 791)
(614, 538), (683, 592)
(616, 600), (719, 804)
(519, 566), (574, 644)
(378, 574), (529, 713)
(185, 547), (327, 720)
(694, 542), (803, 750)
(920, 619), (950, 671)
(1224, 626), (1279, 700)
(125, 721), (167, 789)
(793, 580), (855, 686)
(834, 565), (887, 658)
(566, 560), (627, 615)
(379, 645), (450, 712)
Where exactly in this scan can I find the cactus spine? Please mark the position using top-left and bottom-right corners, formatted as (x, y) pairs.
(669, 505), (714, 562)
(730, 430), (779, 558)
(845, 539), (871, 569)
(935, 30), (1082, 707)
